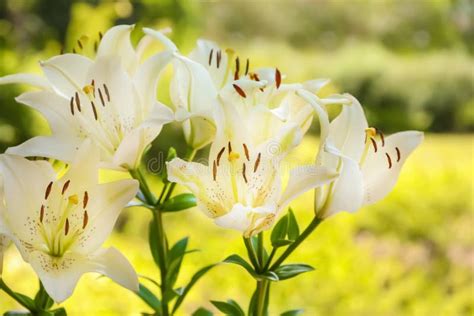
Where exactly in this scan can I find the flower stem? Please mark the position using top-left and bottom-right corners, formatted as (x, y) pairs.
(257, 232), (264, 270)
(243, 237), (260, 270)
(269, 217), (323, 270)
(255, 279), (269, 316)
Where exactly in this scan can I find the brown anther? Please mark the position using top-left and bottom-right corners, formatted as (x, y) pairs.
(385, 153), (393, 169)
(77, 39), (83, 50)
(70, 97), (75, 115)
(216, 146), (225, 166)
(228, 141), (233, 153)
(377, 129), (385, 146)
(62, 180), (70, 195)
(245, 58), (249, 75)
(253, 73), (261, 81)
(242, 163), (248, 183)
(40, 205), (45, 223)
(82, 210), (89, 229)
(103, 84), (110, 101)
(72, 48), (76, 54)
(234, 57), (240, 80)
(208, 49), (214, 66)
(243, 143), (250, 161)
(99, 31), (103, 40)
(212, 160), (217, 181)
(65, 218), (70, 235)
(75, 92), (81, 112)
(45, 181), (53, 199)
(94, 41), (98, 52)
(395, 147), (401, 162)
(98, 88), (105, 106)
(90, 101), (98, 120)
(275, 68), (282, 89)
(370, 137), (378, 153)
(83, 191), (89, 208)
(254, 153), (261, 173)
(233, 84), (246, 98)
(60, 46), (64, 55)
(216, 50), (222, 68)
(91, 79), (95, 87)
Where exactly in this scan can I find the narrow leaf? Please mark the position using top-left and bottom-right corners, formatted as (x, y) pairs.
(160, 193), (196, 212)
(223, 254), (256, 277)
(259, 271), (279, 281)
(172, 264), (217, 313)
(148, 221), (162, 268)
(271, 215), (289, 247)
(287, 209), (300, 241)
(135, 283), (161, 311)
(192, 307), (213, 316)
(211, 300), (244, 316)
(281, 309), (304, 316)
(274, 264), (314, 281)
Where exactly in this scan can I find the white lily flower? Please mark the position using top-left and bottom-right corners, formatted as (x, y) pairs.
(167, 99), (338, 237)
(0, 141), (139, 302)
(0, 25), (174, 170)
(298, 90), (423, 218)
(144, 28), (328, 150)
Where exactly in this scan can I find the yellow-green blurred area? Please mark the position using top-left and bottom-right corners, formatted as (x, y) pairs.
(0, 0), (473, 315)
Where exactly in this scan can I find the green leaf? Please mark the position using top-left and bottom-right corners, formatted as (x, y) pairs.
(223, 254), (256, 277)
(148, 220), (162, 268)
(192, 307), (213, 316)
(4, 312), (32, 316)
(211, 300), (245, 316)
(280, 309), (304, 316)
(226, 299), (245, 316)
(172, 264), (217, 313)
(271, 215), (289, 247)
(160, 193), (196, 212)
(135, 283), (161, 312)
(51, 308), (67, 316)
(259, 271), (279, 281)
(34, 282), (54, 310)
(271, 239), (293, 247)
(287, 209), (300, 241)
(274, 264), (314, 281)
(166, 237), (189, 288)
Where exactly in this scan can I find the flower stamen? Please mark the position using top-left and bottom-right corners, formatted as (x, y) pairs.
(395, 147), (401, 162)
(243, 143), (250, 161)
(216, 146), (226, 166)
(82, 211), (89, 229)
(254, 153), (261, 173)
(233, 84), (246, 98)
(275, 68), (282, 89)
(45, 181), (53, 199)
(62, 180), (70, 195)
(385, 153), (392, 169)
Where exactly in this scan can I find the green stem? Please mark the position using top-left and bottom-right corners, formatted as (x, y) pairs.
(257, 232), (264, 271)
(243, 237), (260, 270)
(262, 248), (277, 272)
(255, 279), (269, 316)
(35, 280), (54, 310)
(270, 217), (323, 270)
(0, 278), (37, 311)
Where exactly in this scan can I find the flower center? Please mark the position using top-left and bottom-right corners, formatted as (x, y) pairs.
(38, 180), (90, 257)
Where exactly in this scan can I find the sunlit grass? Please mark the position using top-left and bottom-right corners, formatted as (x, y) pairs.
(1, 134), (472, 315)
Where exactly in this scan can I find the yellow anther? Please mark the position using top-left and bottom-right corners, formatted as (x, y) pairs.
(228, 152), (240, 162)
(225, 48), (235, 55)
(82, 85), (94, 95)
(68, 194), (79, 205)
(365, 127), (376, 137)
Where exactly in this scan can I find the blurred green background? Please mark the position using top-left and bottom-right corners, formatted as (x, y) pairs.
(0, 0), (473, 315)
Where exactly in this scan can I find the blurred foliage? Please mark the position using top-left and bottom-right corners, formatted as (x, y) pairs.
(1, 134), (472, 315)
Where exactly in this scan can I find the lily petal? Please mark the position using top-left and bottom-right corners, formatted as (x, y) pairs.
(40, 54), (93, 98)
(97, 25), (138, 74)
(88, 247), (138, 292)
(318, 142), (364, 217)
(134, 50), (173, 112)
(0, 73), (50, 89)
(73, 178), (138, 253)
(279, 165), (338, 211)
(6, 135), (82, 162)
(361, 131), (423, 205)
(0, 155), (56, 234)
